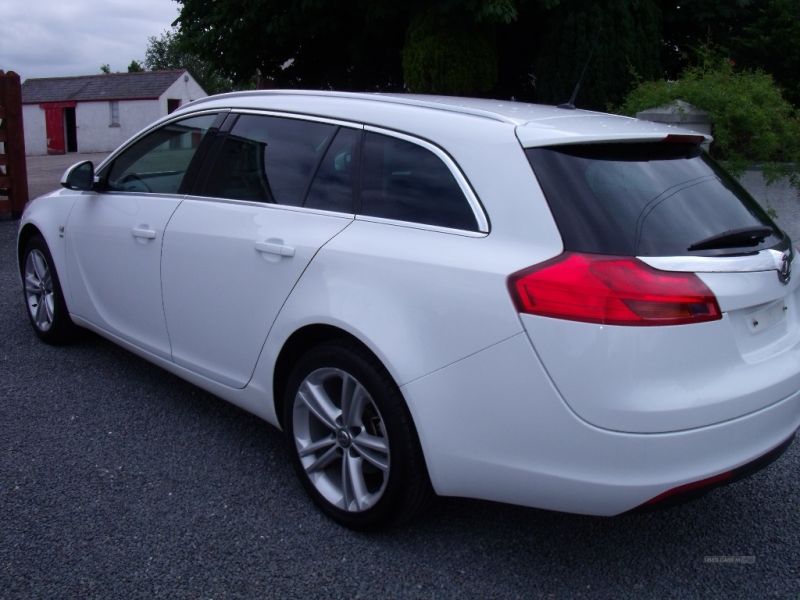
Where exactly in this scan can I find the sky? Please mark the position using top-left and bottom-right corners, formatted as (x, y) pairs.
(0, 0), (181, 82)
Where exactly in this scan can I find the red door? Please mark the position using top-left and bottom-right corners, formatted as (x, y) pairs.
(40, 101), (76, 155)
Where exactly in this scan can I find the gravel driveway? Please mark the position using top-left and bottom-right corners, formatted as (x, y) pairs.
(0, 158), (798, 599)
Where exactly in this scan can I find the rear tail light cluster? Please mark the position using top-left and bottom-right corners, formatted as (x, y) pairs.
(508, 252), (721, 326)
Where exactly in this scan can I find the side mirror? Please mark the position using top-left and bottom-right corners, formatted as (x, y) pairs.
(61, 161), (95, 191)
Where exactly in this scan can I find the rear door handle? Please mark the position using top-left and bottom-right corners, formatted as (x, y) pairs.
(131, 226), (157, 240)
(255, 241), (295, 257)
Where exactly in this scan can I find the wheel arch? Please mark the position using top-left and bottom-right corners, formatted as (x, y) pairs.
(272, 323), (393, 430)
(17, 223), (43, 273)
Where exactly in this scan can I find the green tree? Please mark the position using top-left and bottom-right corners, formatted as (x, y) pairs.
(619, 55), (800, 184)
(175, 0), (659, 105)
(659, 0), (754, 78)
(659, 0), (800, 107)
(531, 0), (662, 109)
(731, 0), (800, 106)
(100, 64), (111, 74)
(127, 60), (144, 73)
(402, 11), (497, 94)
(175, 0), (408, 90)
(144, 29), (236, 94)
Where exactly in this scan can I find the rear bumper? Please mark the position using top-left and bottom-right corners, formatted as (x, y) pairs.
(518, 280), (800, 434)
(633, 432), (795, 511)
(402, 332), (800, 516)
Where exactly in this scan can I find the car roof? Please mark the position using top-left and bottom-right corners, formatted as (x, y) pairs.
(180, 90), (712, 147)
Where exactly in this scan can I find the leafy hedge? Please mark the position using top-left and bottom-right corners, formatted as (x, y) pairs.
(618, 57), (800, 185)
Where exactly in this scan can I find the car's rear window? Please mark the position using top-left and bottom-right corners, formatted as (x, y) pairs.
(526, 143), (784, 256)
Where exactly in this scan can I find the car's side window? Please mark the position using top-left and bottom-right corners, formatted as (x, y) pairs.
(203, 114), (335, 205)
(105, 114), (217, 194)
(303, 127), (360, 213)
(359, 131), (478, 231)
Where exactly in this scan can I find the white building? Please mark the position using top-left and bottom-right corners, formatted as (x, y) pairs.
(21, 70), (207, 155)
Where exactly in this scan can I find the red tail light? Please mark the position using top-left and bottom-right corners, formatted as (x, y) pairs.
(508, 252), (721, 326)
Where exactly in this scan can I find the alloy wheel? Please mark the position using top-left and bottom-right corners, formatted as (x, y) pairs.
(292, 367), (390, 512)
(24, 249), (55, 332)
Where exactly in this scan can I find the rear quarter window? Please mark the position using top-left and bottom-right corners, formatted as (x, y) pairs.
(360, 132), (479, 231)
(526, 143), (783, 256)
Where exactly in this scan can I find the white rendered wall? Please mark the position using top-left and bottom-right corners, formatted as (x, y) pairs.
(24, 99), (160, 155)
(74, 99), (162, 153)
(22, 104), (47, 156)
(22, 73), (207, 155)
(158, 73), (208, 112)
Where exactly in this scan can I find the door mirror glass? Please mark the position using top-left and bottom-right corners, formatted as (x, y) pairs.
(61, 161), (95, 191)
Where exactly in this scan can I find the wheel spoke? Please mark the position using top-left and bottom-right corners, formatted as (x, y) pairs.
(342, 452), (368, 511)
(34, 299), (47, 328)
(298, 435), (336, 458)
(43, 293), (55, 324)
(341, 379), (368, 428)
(354, 432), (388, 454)
(41, 271), (53, 292)
(304, 443), (340, 473)
(32, 252), (48, 281)
(298, 380), (340, 431)
(352, 433), (389, 471)
(24, 273), (41, 294)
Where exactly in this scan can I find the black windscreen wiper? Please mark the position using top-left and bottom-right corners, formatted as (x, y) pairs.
(687, 226), (775, 251)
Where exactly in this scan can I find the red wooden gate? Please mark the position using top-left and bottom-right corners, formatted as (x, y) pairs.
(0, 70), (29, 219)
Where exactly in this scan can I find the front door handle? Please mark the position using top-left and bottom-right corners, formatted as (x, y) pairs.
(255, 241), (295, 257)
(131, 226), (157, 240)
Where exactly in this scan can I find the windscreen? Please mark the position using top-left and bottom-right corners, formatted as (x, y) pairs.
(526, 143), (785, 256)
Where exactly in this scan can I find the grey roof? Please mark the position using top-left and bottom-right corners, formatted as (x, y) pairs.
(22, 70), (188, 104)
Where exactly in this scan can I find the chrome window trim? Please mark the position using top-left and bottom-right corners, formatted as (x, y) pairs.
(92, 108), (491, 235)
(95, 109), (229, 174)
(181, 194), (485, 236)
(85, 191), (186, 201)
(363, 125), (490, 234)
(354, 214), (487, 238)
(640, 248), (795, 273)
(230, 108), (364, 130)
(183, 194), (356, 220)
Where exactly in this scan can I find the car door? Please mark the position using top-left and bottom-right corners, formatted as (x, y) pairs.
(161, 113), (360, 387)
(65, 112), (220, 359)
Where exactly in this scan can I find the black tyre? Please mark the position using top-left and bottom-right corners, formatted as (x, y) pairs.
(283, 340), (433, 530)
(21, 234), (77, 345)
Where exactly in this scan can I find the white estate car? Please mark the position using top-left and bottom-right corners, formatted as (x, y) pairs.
(18, 91), (800, 529)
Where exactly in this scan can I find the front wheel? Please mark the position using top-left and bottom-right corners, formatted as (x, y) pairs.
(21, 234), (77, 344)
(283, 340), (433, 529)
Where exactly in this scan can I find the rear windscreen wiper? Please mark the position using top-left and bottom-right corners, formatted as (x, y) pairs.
(687, 226), (775, 252)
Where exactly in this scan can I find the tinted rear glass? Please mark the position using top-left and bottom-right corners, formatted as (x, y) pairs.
(304, 127), (360, 213)
(526, 143), (783, 256)
(360, 132), (478, 231)
(203, 114), (334, 205)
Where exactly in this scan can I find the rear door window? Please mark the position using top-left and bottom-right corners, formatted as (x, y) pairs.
(526, 143), (784, 256)
(203, 114), (335, 205)
(359, 132), (478, 231)
(304, 127), (360, 213)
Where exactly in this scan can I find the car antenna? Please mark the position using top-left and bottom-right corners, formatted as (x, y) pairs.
(558, 28), (602, 110)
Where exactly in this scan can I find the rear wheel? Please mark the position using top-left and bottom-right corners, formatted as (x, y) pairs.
(21, 234), (77, 344)
(284, 340), (433, 529)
